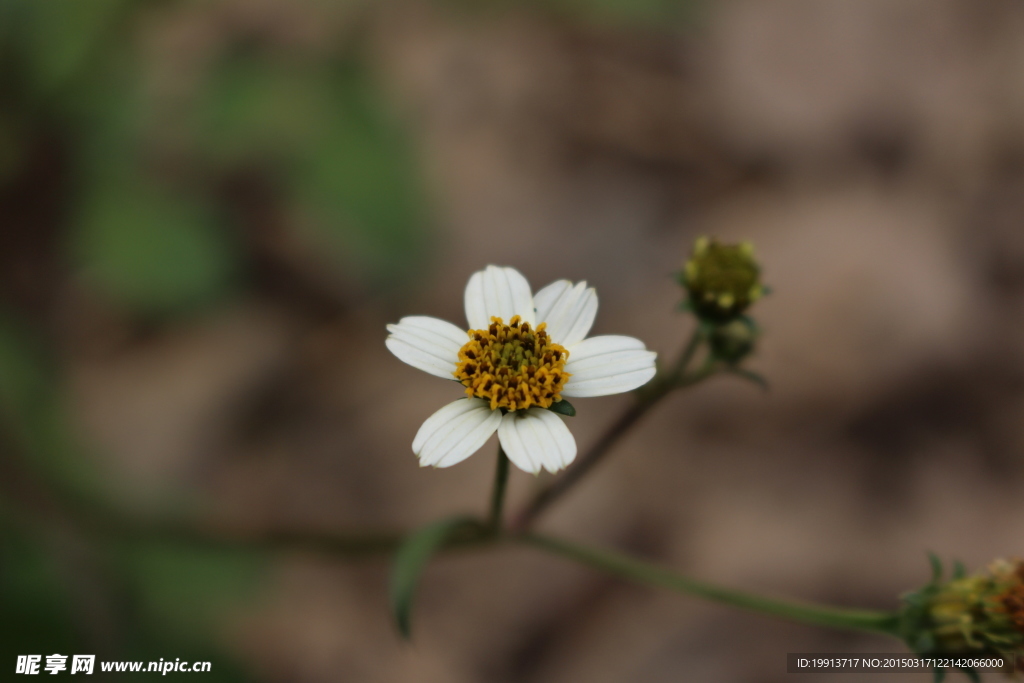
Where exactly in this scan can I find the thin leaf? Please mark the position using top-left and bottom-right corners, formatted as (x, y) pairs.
(547, 399), (576, 417)
(729, 367), (769, 392)
(928, 553), (944, 584)
(738, 314), (761, 335)
(952, 560), (966, 580)
(390, 515), (479, 640)
(933, 667), (946, 683)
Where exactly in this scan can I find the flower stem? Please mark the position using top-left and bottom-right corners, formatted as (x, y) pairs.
(520, 532), (902, 637)
(487, 444), (511, 534)
(667, 323), (705, 383)
(510, 326), (711, 531)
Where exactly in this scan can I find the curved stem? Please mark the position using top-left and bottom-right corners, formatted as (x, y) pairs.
(9, 428), (903, 638)
(487, 444), (511, 534)
(511, 326), (710, 531)
(667, 323), (705, 383)
(520, 533), (902, 637)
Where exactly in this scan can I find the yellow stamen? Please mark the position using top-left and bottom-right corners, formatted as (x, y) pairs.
(454, 315), (570, 411)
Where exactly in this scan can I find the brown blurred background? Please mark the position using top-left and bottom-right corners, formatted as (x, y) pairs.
(2, 0), (1024, 681)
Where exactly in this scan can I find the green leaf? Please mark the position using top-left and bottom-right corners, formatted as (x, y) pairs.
(933, 667), (946, 683)
(728, 367), (769, 391)
(0, 315), (50, 420)
(928, 553), (944, 584)
(390, 515), (479, 640)
(738, 314), (761, 335)
(0, 315), (98, 489)
(74, 170), (235, 314)
(547, 399), (576, 417)
(18, 0), (130, 93)
(293, 59), (429, 279)
(0, 517), (79, 659)
(123, 542), (264, 637)
(952, 560), (966, 580)
(194, 56), (328, 167)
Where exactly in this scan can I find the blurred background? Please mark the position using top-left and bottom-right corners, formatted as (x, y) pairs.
(2, 0), (1024, 680)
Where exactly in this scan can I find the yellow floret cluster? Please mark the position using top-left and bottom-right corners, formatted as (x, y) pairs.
(454, 316), (570, 411)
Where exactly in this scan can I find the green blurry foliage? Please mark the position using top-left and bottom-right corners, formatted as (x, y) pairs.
(0, 517), (253, 682)
(0, 515), (80, 663)
(196, 53), (429, 278)
(0, 112), (26, 183)
(0, 317), (95, 489)
(0, 0), (700, 316)
(4, 0), (433, 315)
(293, 62), (429, 275)
(121, 542), (264, 637)
(444, 0), (699, 27)
(196, 57), (328, 168)
(546, 0), (697, 25)
(4, 0), (129, 95)
(0, 316), (262, 678)
(74, 169), (237, 315)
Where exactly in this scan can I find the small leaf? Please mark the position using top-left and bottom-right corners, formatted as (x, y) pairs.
(738, 314), (761, 335)
(547, 399), (576, 417)
(952, 560), (966, 580)
(729, 368), (769, 392)
(390, 515), (479, 640)
(933, 667), (946, 683)
(928, 552), (944, 584)
(901, 590), (925, 608)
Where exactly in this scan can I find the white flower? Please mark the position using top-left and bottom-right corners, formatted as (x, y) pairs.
(386, 265), (657, 474)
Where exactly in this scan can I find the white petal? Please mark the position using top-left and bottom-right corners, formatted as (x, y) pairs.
(385, 316), (466, 379)
(533, 280), (572, 322)
(464, 266), (535, 330)
(562, 335), (658, 397)
(533, 280), (597, 346)
(498, 408), (577, 474)
(413, 398), (501, 468)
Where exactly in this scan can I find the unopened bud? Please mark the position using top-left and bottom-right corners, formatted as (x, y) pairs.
(679, 237), (763, 322)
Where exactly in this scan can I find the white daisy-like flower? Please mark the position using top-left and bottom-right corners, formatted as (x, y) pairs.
(386, 266), (658, 474)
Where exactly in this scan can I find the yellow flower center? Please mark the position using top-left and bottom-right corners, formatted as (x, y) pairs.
(454, 315), (570, 411)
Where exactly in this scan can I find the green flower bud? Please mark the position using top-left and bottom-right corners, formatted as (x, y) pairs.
(900, 558), (1024, 674)
(708, 318), (757, 365)
(679, 237), (763, 322)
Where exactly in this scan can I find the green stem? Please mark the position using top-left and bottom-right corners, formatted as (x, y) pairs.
(667, 324), (705, 384)
(511, 326), (710, 531)
(487, 444), (511, 534)
(520, 533), (902, 637)
(676, 356), (717, 388)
